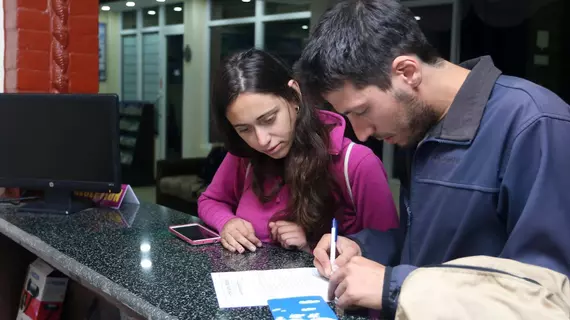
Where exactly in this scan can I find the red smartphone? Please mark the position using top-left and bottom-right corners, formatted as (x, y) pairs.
(169, 223), (221, 245)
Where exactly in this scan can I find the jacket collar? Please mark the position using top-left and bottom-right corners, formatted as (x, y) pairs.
(430, 56), (502, 142)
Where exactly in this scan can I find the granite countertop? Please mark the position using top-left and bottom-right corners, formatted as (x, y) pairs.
(0, 203), (369, 320)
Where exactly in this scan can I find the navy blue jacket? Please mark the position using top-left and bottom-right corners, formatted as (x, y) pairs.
(351, 56), (570, 317)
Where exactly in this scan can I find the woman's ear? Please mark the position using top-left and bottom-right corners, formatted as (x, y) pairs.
(288, 79), (302, 98)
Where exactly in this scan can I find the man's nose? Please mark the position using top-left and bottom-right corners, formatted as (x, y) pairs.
(355, 126), (374, 142)
(348, 117), (373, 142)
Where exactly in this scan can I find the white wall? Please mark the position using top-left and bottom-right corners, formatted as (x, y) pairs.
(98, 11), (121, 95)
(182, 0), (210, 158)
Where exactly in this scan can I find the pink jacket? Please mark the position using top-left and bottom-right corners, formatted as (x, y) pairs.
(198, 110), (399, 243)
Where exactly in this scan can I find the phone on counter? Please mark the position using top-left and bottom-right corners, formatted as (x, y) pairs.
(169, 223), (221, 245)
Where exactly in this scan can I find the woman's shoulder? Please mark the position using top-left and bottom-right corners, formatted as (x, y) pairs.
(223, 152), (249, 162)
(317, 110), (379, 163)
(331, 138), (387, 176)
(338, 138), (377, 162)
(219, 152), (251, 174)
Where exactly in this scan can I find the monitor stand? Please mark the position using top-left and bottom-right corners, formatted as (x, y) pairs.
(17, 189), (94, 215)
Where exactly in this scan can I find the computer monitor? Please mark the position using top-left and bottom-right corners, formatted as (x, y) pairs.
(0, 93), (122, 214)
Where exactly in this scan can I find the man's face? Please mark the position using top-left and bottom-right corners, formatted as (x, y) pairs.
(323, 81), (438, 147)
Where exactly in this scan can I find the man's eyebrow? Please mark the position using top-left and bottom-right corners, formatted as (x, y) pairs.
(342, 103), (365, 116)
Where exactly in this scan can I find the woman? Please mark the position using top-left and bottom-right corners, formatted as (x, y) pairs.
(198, 48), (398, 254)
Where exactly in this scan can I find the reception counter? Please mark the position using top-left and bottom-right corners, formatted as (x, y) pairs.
(0, 202), (369, 319)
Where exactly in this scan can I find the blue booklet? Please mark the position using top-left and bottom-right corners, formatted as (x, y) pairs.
(267, 296), (338, 320)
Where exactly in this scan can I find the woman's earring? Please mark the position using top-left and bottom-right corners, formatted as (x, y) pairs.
(295, 106), (300, 113)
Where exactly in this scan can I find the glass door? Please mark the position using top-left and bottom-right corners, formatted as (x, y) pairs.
(141, 31), (162, 169)
(164, 34), (184, 160)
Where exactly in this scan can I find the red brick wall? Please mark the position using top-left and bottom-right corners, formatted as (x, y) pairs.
(68, 0), (99, 93)
(4, 0), (99, 93)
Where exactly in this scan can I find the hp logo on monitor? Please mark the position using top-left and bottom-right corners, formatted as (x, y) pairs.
(49, 182), (54, 188)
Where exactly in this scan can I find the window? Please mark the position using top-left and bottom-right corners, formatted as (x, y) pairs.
(122, 11), (137, 29)
(264, 19), (310, 68)
(120, 5), (184, 101)
(265, 1), (311, 15)
(142, 33), (160, 102)
(165, 3), (184, 25)
(143, 7), (159, 27)
(209, 23), (255, 86)
(121, 35), (138, 100)
(211, 0), (255, 20)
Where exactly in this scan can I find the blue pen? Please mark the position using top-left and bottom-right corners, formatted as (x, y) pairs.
(329, 218), (338, 271)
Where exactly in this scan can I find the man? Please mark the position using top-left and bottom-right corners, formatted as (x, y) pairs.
(294, 0), (570, 318)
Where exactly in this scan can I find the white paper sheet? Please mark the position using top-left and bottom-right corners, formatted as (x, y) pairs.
(210, 267), (330, 308)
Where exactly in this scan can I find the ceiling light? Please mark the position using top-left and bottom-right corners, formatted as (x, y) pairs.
(148, 10), (156, 15)
(302, 25), (308, 30)
(101, 5), (110, 11)
(173, 6), (182, 11)
(140, 243), (151, 252)
(156, 0), (165, 2)
(126, 1), (135, 7)
(140, 259), (152, 269)
(242, 0), (252, 2)
(415, 16), (421, 21)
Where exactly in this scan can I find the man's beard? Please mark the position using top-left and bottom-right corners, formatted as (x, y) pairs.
(393, 90), (440, 147)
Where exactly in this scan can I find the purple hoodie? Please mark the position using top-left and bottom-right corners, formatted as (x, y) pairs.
(198, 110), (399, 243)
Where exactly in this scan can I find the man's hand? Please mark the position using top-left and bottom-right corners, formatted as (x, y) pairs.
(313, 234), (362, 278)
(269, 221), (308, 251)
(329, 256), (385, 310)
(220, 218), (262, 253)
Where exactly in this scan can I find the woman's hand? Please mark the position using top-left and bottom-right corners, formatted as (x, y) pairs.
(220, 218), (262, 253)
(269, 221), (309, 251)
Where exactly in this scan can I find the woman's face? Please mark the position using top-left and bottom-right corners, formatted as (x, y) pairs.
(226, 81), (300, 159)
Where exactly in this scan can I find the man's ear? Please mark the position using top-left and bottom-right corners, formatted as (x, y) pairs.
(392, 56), (422, 89)
(288, 79), (302, 98)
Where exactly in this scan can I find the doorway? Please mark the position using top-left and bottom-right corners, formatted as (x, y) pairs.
(165, 34), (184, 159)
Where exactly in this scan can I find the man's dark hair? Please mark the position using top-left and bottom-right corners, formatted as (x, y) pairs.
(295, 0), (440, 104)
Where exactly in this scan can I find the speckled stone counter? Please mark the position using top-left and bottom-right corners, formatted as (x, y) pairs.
(0, 203), (369, 320)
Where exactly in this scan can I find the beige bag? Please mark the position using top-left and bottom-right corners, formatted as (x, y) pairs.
(395, 256), (570, 320)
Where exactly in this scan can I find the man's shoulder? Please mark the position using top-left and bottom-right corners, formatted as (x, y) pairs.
(491, 75), (570, 119)
(482, 76), (570, 135)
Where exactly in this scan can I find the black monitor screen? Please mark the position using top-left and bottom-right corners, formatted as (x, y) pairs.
(0, 94), (120, 191)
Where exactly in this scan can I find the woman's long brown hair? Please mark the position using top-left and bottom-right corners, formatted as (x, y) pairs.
(211, 48), (341, 243)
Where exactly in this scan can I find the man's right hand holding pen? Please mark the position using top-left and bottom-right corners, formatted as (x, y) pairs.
(313, 233), (385, 310)
(313, 233), (362, 277)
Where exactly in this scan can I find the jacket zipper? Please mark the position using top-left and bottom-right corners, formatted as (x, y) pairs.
(424, 264), (541, 286)
(403, 195), (412, 262)
(405, 138), (426, 263)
